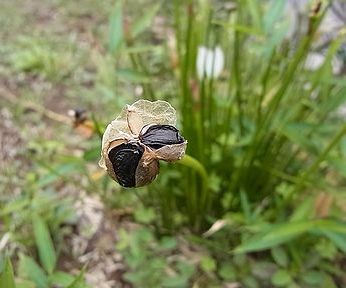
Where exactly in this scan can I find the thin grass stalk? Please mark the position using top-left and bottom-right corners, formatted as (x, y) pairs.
(291, 123), (346, 196)
(181, 4), (193, 136)
(281, 83), (336, 172)
(234, 10), (324, 189)
(200, 78), (207, 165)
(176, 1), (207, 229)
(232, 9), (244, 136)
(258, 7), (326, 133)
(173, 1), (182, 61)
(256, 50), (275, 124)
(220, 46), (236, 165)
(199, 10), (216, 168)
(135, 54), (156, 100)
(154, 186), (173, 231)
(178, 154), (209, 227)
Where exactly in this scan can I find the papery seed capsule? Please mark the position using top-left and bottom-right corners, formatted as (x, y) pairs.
(99, 100), (187, 188)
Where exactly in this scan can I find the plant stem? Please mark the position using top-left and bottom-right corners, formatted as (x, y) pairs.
(177, 154), (210, 225)
(233, 11), (244, 136)
(291, 123), (346, 195)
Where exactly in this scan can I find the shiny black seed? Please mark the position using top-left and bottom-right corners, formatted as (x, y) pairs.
(108, 142), (144, 187)
(139, 124), (185, 149)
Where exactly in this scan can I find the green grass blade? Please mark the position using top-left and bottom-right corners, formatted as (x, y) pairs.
(49, 271), (75, 287)
(263, 0), (285, 33)
(131, 3), (161, 38)
(320, 231), (346, 253)
(32, 214), (57, 275)
(19, 256), (48, 288)
(0, 257), (16, 288)
(292, 123), (346, 195)
(234, 218), (346, 254)
(108, 1), (123, 53)
(116, 68), (151, 83)
(234, 221), (316, 253)
(66, 265), (88, 288)
(240, 190), (252, 223)
(314, 219), (346, 234)
(246, 0), (262, 30)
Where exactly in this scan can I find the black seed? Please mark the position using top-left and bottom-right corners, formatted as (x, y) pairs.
(139, 124), (185, 149)
(108, 142), (144, 187)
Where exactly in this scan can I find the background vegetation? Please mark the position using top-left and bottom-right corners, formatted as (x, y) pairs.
(1, 0), (346, 287)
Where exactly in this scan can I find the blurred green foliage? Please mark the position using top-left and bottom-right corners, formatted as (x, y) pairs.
(1, 0), (346, 287)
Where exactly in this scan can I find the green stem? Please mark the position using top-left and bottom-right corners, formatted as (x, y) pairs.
(292, 123), (346, 195)
(177, 154), (210, 225)
(233, 12), (244, 136)
(178, 154), (209, 185)
(256, 50), (275, 124)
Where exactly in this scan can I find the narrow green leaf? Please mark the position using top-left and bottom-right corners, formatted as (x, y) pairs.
(240, 190), (252, 223)
(320, 231), (346, 253)
(213, 21), (263, 36)
(263, 0), (285, 33)
(314, 87), (346, 114)
(131, 3), (161, 38)
(0, 257), (16, 288)
(83, 146), (100, 162)
(162, 276), (189, 288)
(246, 0), (262, 30)
(280, 122), (320, 155)
(116, 68), (151, 83)
(289, 197), (314, 222)
(37, 162), (82, 188)
(15, 279), (36, 288)
(314, 219), (346, 234)
(328, 157), (346, 177)
(108, 1), (123, 53)
(0, 197), (30, 216)
(66, 266), (88, 288)
(32, 214), (57, 274)
(124, 45), (159, 54)
(19, 256), (48, 288)
(234, 221), (315, 253)
(234, 219), (346, 254)
(49, 271), (75, 287)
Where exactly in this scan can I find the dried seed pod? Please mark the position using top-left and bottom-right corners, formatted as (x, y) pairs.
(99, 100), (177, 169)
(99, 100), (187, 188)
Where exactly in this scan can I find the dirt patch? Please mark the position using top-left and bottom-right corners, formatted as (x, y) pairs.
(0, 107), (23, 164)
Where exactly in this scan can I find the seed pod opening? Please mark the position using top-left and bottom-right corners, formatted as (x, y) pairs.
(139, 124), (185, 149)
(139, 124), (187, 162)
